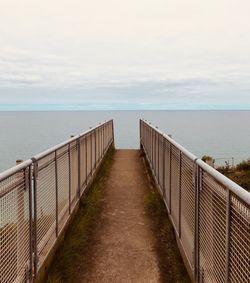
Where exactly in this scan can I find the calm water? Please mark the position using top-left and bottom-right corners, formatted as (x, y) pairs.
(0, 110), (249, 172)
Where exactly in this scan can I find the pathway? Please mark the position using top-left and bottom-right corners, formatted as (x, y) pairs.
(80, 149), (160, 282)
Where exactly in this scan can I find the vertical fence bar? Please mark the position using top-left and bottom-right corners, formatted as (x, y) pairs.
(85, 137), (88, 184)
(195, 165), (201, 282)
(77, 138), (81, 198)
(154, 131), (156, 176)
(225, 190), (231, 282)
(90, 132), (93, 175)
(32, 159), (38, 278)
(162, 135), (166, 199)
(169, 144), (172, 214)
(68, 143), (71, 214)
(28, 165), (33, 281)
(139, 120), (142, 149)
(178, 151), (182, 238)
(157, 132), (160, 185)
(112, 119), (115, 146)
(55, 150), (59, 237)
(95, 129), (97, 169)
(102, 125), (104, 158)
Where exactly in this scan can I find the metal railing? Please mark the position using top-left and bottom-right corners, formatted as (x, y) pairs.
(0, 120), (114, 283)
(140, 119), (250, 283)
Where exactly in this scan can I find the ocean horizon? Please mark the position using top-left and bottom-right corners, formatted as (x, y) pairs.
(0, 110), (249, 172)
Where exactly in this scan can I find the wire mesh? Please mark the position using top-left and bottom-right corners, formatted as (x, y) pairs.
(69, 140), (78, 209)
(0, 120), (113, 282)
(36, 152), (57, 267)
(86, 134), (92, 181)
(170, 145), (180, 232)
(57, 145), (70, 233)
(140, 119), (250, 283)
(199, 171), (227, 282)
(0, 166), (32, 283)
(79, 136), (87, 195)
(180, 153), (195, 269)
(230, 193), (250, 282)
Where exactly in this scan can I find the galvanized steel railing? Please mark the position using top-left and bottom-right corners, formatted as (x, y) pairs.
(140, 119), (250, 283)
(0, 120), (114, 283)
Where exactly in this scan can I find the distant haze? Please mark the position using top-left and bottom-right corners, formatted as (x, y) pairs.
(1, 0), (250, 110)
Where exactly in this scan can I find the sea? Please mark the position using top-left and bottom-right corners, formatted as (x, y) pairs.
(0, 110), (249, 172)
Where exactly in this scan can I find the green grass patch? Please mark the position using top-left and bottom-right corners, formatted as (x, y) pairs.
(142, 153), (191, 283)
(217, 158), (250, 192)
(45, 147), (115, 283)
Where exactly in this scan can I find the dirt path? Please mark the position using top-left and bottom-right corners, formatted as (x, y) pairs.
(80, 149), (160, 283)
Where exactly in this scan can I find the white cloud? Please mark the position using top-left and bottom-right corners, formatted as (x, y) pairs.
(0, 0), (250, 108)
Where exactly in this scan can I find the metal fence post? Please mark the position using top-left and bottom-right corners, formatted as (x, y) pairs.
(16, 164), (26, 279)
(28, 165), (33, 281)
(77, 138), (81, 198)
(150, 129), (154, 163)
(97, 129), (99, 164)
(157, 134), (161, 187)
(101, 125), (104, 156)
(95, 130), (97, 170)
(195, 164), (201, 282)
(139, 120), (142, 149)
(90, 132), (93, 175)
(85, 137), (88, 185)
(154, 131), (157, 176)
(112, 120), (115, 147)
(162, 135), (166, 199)
(169, 144), (172, 214)
(178, 151), (182, 238)
(68, 144), (71, 215)
(32, 158), (38, 278)
(55, 150), (59, 237)
(225, 190), (231, 282)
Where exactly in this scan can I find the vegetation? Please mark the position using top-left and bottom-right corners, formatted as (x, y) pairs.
(142, 153), (191, 283)
(217, 158), (250, 192)
(201, 155), (214, 163)
(45, 147), (114, 283)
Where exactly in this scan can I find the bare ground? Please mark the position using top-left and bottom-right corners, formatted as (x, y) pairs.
(79, 150), (160, 283)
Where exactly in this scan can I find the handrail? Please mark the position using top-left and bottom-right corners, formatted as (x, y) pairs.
(33, 120), (112, 161)
(140, 118), (250, 283)
(141, 119), (250, 205)
(0, 159), (32, 182)
(0, 120), (114, 283)
(196, 158), (250, 205)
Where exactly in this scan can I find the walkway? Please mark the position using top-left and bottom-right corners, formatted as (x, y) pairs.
(80, 150), (160, 282)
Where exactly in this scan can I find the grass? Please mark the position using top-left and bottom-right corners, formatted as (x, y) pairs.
(217, 158), (250, 192)
(45, 146), (114, 283)
(142, 152), (191, 283)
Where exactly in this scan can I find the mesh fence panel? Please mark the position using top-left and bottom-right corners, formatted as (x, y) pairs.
(170, 146), (180, 232)
(199, 172), (227, 282)
(79, 136), (87, 194)
(86, 134), (92, 180)
(158, 134), (164, 193)
(164, 141), (171, 208)
(57, 145), (70, 233)
(69, 140), (78, 208)
(0, 120), (113, 282)
(230, 194), (250, 282)
(140, 119), (250, 283)
(36, 152), (57, 266)
(0, 167), (31, 283)
(91, 132), (95, 171)
(180, 154), (195, 269)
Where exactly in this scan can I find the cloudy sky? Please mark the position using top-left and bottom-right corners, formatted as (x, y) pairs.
(1, 0), (250, 110)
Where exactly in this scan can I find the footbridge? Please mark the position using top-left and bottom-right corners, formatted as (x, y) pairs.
(0, 120), (249, 282)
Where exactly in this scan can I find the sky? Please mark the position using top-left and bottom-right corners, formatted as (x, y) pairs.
(0, 0), (250, 110)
